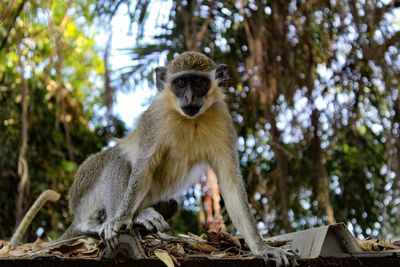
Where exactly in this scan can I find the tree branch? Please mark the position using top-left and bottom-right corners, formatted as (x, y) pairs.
(0, 0), (27, 51)
(15, 38), (30, 227)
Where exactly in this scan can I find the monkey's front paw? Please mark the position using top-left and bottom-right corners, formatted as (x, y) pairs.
(101, 216), (133, 249)
(133, 207), (170, 233)
(259, 246), (299, 267)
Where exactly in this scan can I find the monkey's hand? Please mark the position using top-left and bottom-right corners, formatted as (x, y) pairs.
(256, 244), (299, 267)
(100, 215), (133, 249)
(133, 207), (170, 233)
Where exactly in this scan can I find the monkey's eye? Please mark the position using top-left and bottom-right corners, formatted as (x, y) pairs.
(175, 79), (186, 88)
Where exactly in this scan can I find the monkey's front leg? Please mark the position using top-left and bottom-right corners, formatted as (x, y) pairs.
(101, 160), (151, 247)
(215, 157), (298, 267)
(132, 199), (179, 234)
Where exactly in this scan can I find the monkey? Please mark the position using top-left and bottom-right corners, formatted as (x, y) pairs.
(64, 52), (297, 266)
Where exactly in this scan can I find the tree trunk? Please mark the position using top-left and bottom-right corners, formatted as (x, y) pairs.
(15, 42), (30, 227)
(310, 109), (336, 224)
(391, 97), (400, 201)
(103, 33), (117, 135)
(304, 34), (335, 224)
(267, 111), (291, 231)
(240, 0), (292, 232)
(176, 0), (212, 52)
(50, 0), (74, 160)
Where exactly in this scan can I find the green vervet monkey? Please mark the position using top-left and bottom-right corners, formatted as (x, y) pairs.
(64, 52), (297, 266)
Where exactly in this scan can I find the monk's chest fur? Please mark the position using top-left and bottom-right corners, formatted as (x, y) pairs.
(151, 110), (228, 186)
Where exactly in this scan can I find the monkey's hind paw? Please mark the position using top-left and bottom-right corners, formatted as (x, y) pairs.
(261, 247), (299, 267)
(101, 234), (143, 260)
(133, 207), (170, 233)
(100, 216), (134, 249)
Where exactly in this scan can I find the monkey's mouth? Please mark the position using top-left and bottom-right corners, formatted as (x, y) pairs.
(182, 105), (201, 117)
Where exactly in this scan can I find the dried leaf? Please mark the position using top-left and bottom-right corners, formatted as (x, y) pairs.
(357, 239), (400, 251)
(205, 252), (229, 258)
(169, 243), (185, 256)
(154, 249), (175, 267)
(80, 247), (100, 256)
(32, 239), (46, 250)
(157, 232), (177, 241)
(0, 240), (8, 249)
(393, 240), (400, 246)
(0, 244), (11, 257)
(71, 248), (89, 255)
(265, 239), (290, 247)
(8, 247), (28, 257)
(143, 237), (162, 246)
(188, 241), (219, 253)
(205, 231), (220, 243)
(169, 253), (180, 266)
(51, 240), (87, 255)
(218, 230), (241, 248)
(51, 251), (65, 257)
(358, 240), (380, 251)
(188, 233), (206, 241)
(178, 234), (191, 239)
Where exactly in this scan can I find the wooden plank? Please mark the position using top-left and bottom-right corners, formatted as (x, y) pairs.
(1, 257), (400, 267)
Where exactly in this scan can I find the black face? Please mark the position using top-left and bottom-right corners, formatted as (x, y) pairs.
(171, 74), (211, 117)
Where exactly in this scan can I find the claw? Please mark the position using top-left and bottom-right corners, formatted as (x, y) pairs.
(133, 207), (170, 234)
(260, 247), (299, 267)
(100, 215), (134, 249)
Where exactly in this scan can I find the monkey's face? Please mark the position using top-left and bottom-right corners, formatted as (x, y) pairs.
(155, 61), (228, 118)
(170, 73), (210, 117)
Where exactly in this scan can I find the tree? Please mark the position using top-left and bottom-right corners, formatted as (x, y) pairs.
(0, 0), (110, 239)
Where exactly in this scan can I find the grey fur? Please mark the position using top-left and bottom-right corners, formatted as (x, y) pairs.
(64, 146), (174, 239)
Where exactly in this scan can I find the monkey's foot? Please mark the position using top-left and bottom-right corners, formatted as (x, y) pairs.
(101, 233), (144, 260)
(133, 207), (170, 233)
(259, 246), (299, 267)
(100, 216), (133, 250)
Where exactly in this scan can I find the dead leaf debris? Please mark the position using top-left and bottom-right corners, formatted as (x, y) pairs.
(1, 229), (399, 265)
(0, 230), (260, 261)
(357, 239), (400, 252)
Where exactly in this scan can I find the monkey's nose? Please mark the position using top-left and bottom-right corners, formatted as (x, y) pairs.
(182, 105), (201, 117)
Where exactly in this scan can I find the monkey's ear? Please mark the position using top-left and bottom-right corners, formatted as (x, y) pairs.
(155, 67), (167, 91)
(215, 64), (229, 88)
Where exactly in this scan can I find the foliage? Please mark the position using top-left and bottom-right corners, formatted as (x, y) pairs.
(0, 0), (110, 239)
(1, 0), (399, 243)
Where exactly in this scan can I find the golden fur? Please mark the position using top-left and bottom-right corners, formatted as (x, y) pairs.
(119, 80), (234, 209)
(168, 52), (217, 74)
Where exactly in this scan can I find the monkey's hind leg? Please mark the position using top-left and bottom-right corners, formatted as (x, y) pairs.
(57, 222), (81, 240)
(59, 206), (106, 242)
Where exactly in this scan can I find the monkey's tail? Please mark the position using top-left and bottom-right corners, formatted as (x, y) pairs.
(10, 189), (60, 247)
(58, 221), (101, 242)
(57, 223), (81, 241)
